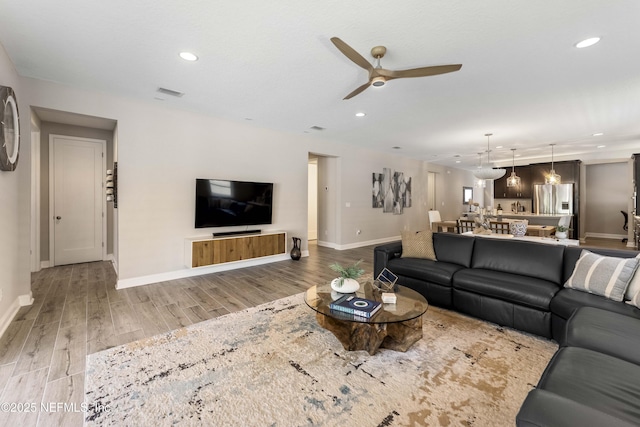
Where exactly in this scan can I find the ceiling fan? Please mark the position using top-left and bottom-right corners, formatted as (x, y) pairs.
(330, 37), (462, 100)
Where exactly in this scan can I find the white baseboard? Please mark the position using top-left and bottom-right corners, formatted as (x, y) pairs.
(116, 253), (303, 289)
(627, 242), (637, 248)
(318, 236), (401, 251)
(316, 240), (338, 249)
(0, 292), (34, 339)
(585, 232), (627, 240)
(19, 292), (34, 306)
(40, 260), (51, 269)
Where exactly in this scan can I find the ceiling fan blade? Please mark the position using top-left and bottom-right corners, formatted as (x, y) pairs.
(343, 81), (371, 100)
(330, 37), (373, 72)
(382, 64), (462, 80)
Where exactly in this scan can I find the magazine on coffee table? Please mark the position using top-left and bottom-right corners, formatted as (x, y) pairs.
(329, 295), (382, 318)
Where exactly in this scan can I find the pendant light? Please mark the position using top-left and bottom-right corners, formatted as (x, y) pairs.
(472, 133), (506, 181)
(506, 148), (521, 187)
(545, 144), (561, 184)
(474, 152), (486, 188)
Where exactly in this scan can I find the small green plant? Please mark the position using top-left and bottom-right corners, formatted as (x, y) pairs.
(556, 225), (568, 232)
(329, 260), (365, 287)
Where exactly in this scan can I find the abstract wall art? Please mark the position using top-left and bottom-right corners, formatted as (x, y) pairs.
(372, 168), (411, 215)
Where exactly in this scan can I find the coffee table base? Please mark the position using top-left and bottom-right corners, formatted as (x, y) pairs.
(316, 312), (423, 355)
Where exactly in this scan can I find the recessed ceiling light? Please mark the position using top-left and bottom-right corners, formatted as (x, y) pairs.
(455, 160), (461, 164)
(597, 145), (606, 148)
(179, 52), (198, 61)
(495, 145), (503, 149)
(575, 37), (600, 48)
(515, 154), (521, 157)
(355, 112), (366, 117)
(592, 132), (604, 136)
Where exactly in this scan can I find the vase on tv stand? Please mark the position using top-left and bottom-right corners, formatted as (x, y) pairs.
(290, 237), (302, 260)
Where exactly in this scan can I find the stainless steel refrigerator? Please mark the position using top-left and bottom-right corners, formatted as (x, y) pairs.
(533, 184), (574, 215)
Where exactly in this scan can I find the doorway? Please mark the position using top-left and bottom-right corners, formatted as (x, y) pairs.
(427, 172), (436, 210)
(49, 135), (106, 266)
(308, 156), (318, 241)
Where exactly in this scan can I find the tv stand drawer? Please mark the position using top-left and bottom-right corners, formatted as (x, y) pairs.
(188, 232), (286, 268)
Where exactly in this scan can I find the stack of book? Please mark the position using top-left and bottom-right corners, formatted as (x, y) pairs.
(329, 295), (382, 319)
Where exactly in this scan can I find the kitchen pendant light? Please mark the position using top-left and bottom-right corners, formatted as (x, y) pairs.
(472, 134), (506, 181)
(506, 148), (521, 187)
(545, 144), (561, 185)
(474, 152), (486, 188)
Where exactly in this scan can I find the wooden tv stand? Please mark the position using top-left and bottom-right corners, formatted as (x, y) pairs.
(185, 231), (286, 268)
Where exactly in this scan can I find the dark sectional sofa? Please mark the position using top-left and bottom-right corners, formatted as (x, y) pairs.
(374, 233), (640, 426)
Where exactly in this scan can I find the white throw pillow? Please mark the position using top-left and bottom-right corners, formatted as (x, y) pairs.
(623, 254), (640, 301)
(564, 250), (639, 302)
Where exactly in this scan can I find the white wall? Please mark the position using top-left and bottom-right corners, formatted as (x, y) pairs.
(425, 163), (483, 221)
(21, 77), (428, 286)
(0, 43), (32, 336)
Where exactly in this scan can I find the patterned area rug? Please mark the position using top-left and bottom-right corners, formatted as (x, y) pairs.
(84, 294), (557, 426)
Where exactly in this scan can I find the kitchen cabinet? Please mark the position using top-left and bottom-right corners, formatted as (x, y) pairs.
(494, 166), (532, 198)
(529, 160), (580, 185)
(529, 160), (581, 239)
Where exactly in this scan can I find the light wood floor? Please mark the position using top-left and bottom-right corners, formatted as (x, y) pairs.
(0, 242), (374, 427)
(0, 237), (633, 426)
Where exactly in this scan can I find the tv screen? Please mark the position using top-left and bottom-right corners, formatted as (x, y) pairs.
(195, 179), (273, 228)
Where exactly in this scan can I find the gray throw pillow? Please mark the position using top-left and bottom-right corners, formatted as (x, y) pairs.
(564, 250), (639, 302)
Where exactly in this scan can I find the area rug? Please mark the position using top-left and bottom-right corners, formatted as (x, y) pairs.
(84, 294), (557, 426)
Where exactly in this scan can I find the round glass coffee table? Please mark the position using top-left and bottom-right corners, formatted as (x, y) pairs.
(304, 281), (428, 355)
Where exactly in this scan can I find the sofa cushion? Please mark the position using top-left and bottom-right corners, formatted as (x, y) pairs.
(564, 250), (639, 302)
(564, 307), (640, 365)
(550, 288), (640, 321)
(471, 238), (565, 284)
(453, 269), (559, 310)
(517, 389), (637, 427)
(401, 230), (436, 260)
(387, 257), (463, 287)
(537, 347), (640, 425)
(433, 233), (475, 267)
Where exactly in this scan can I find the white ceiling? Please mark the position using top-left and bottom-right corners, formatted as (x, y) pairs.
(1, 0), (639, 168)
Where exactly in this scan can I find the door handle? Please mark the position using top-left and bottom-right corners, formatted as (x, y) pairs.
(56, 216), (62, 220)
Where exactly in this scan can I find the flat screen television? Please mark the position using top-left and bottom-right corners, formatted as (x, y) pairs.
(195, 179), (273, 228)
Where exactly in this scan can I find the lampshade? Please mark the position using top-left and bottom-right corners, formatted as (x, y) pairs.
(545, 144), (561, 184)
(473, 153), (487, 188)
(506, 148), (521, 187)
(474, 167), (507, 180)
(473, 134), (506, 181)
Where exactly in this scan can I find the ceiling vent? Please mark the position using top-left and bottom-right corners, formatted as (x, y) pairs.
(310, 126), (325, 131)
(157, 87), (184, 97)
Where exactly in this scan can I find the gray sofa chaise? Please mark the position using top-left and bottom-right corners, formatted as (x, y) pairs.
(374, 233), (640, 426)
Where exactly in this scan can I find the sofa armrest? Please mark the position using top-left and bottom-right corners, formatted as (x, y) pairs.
(373, 241), (402, 277)
(517, 389), (637, 427)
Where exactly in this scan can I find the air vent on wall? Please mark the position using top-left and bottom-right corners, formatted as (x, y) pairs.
(310, 126), (325, 131)
(157, 87), (184, 97)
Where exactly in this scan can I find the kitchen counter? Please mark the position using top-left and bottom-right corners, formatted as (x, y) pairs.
(499, 213), (572, 228)
(464, 212), (572, 228)
(499, 213), (572, 219)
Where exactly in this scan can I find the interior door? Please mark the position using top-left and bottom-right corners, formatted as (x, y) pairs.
(51, 135), (105, 266)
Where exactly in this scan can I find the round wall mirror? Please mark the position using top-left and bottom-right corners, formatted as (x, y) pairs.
(0, 86), (20, 171)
